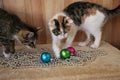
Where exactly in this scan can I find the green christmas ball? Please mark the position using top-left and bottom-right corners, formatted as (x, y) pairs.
(60, 49), (71, 59)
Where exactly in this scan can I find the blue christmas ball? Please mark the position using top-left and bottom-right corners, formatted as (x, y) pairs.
(41, 52), (51, 63)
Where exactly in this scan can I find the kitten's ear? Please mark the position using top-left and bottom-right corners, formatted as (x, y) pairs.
(48, 18), (55, 26)
(27, 32), (34, 38)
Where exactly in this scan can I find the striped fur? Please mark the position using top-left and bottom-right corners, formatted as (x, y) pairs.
(0, 8), (40, 58)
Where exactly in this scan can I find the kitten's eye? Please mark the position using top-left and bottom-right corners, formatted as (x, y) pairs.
(53, 31), (57, 34)
(65, 20), (68, 24)
(52, 29), (60, 36)
(53, 31), (58, 36)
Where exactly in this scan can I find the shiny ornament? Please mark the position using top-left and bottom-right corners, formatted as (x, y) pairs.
(67, 47), (76, 55)
(60, 49), (71, 59)
(41, 52), (51, 63)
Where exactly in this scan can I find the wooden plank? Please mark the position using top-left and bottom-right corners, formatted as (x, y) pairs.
(111, 0), (120, 49)
(3, 0), (26, 22)
(0, 0), (2, 8)
(100, 0), (113, 43)
(0, 0), (3, 8)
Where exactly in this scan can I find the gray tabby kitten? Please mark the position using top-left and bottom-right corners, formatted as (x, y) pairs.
(0, 8), (41, 58)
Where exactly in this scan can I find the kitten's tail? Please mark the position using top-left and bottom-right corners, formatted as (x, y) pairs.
(106, 5), (120, 16)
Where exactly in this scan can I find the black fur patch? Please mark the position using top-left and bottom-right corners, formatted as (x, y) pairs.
(52, 19), (60, 36)
(63, 1), (120, 26)
(54, 19), (60, 28)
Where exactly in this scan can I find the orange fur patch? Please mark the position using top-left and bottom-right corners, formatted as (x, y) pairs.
(58, 16), (64, 30)
(16, 30), (30, 40)
(82, 7), (97, 23)
(58, 16), (63, 23)
(58, 16), (71, 32)
(87, 7), (97, 15)
(58, 16), (72, 32)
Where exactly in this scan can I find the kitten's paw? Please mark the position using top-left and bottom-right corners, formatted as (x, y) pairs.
(90, 44), (99, 49)
(3, 52), (11, 58)
(78, 42), (87, 47)
(54, 50), (60, 58)
(55, 53), (60, 58)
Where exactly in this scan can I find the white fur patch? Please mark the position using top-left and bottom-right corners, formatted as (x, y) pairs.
(3, 51), (10, 58)
(79, 10), (106, 48)
(80, 10), (105, 31)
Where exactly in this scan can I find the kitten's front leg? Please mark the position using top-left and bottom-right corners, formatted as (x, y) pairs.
(3, 46), (11, 58)
(52, 38), (61, 58)
(64, 25), (78, 48)
(90, 31), (102, 48)
(3, 51), (11, 58)
(2, 40), (15, 58)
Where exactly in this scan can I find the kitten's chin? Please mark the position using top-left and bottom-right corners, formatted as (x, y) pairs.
(58, 34), (68, 40)
(58, 36), (66, 40)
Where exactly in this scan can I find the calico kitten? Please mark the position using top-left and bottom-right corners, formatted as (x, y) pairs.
(48, 1), (120, 58)
(0, 8), (41, 58)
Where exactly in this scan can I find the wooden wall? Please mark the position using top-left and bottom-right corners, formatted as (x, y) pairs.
(111, 0), (120, 49)
(0, 0), (120, 49)
(0, 0), (3, 8)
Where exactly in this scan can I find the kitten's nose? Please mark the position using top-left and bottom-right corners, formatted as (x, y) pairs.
(29, 42), (36, 48)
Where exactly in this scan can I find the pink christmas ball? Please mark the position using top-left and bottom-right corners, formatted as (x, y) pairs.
(67, 47), (76, 55)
